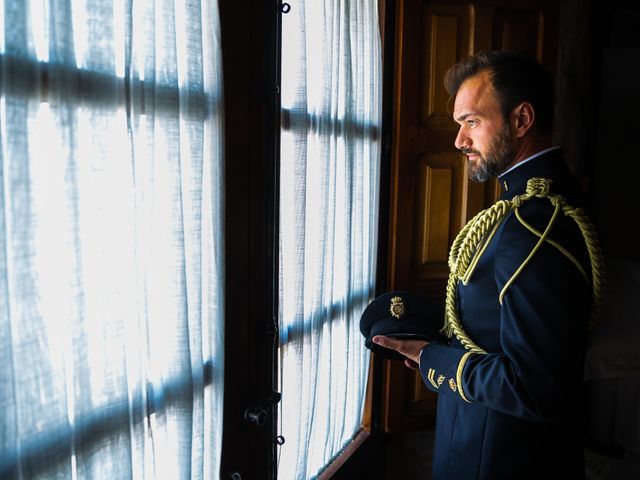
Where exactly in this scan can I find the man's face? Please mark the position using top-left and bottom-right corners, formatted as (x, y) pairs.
(452, 70), (515, 182)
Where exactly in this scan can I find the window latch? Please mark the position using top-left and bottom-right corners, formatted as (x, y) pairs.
(244, 390), (281, 427)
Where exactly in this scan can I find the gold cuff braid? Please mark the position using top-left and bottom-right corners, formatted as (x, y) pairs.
(456, 351), (475, 403)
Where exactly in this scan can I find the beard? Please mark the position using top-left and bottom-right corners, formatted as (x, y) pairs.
(463, 123), (515, 183)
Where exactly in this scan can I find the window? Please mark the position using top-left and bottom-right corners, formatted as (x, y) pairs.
(0, 1), (224, 478)
(278, 0), (383, 478)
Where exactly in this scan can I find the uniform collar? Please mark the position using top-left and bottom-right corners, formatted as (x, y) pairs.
(499, 146), (561, 178)
(498, 147), (565, 200)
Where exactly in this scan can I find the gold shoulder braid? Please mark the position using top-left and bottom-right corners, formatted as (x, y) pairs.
(443, 177), (605, 354)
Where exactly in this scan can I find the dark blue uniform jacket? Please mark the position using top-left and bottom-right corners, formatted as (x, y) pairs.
(419, 149), (591, 479)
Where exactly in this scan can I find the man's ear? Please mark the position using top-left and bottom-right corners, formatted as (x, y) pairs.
(511, 102), (535, 138)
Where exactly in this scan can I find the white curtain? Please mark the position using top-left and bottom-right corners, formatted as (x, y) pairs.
(278, 0), (382, 478)
(0, 1), (224, 479)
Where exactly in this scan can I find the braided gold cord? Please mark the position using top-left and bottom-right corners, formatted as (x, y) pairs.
(565, 205), (606, 329)
(443, 177), (605, 353)
(513, 208), (588, 281)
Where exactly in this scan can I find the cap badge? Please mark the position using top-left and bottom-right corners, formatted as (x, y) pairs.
(390, 296), (405, 319)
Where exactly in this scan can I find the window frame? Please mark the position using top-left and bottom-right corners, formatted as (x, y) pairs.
(218, 0), (281, 478)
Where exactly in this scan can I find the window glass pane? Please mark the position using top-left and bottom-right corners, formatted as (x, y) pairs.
(0, 1), (225, 478)
(278, 0), (382, 478)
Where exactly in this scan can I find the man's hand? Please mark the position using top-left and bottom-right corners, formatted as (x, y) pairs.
(373, 336), (429, 370)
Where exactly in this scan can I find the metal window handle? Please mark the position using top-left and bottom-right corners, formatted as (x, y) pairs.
(243, 391), (281, 427)
(244, 407), (268, 427)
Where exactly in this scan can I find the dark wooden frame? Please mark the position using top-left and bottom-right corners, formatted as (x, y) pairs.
(219, 0), (281, 478)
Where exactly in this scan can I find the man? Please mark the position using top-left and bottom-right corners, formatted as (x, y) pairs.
(374, 51), (598, 479)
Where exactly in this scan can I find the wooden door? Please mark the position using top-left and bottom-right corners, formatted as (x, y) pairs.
(382, 0), (559, 431)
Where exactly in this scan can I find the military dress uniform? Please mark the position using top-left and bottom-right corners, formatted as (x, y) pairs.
(419, 148), (591, 479)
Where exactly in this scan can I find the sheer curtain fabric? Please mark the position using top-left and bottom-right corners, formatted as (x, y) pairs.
(278, 0), (382, 478)
(0, 1), (224, 479)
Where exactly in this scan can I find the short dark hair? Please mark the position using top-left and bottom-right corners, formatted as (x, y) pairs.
(444, 50), (554, 134)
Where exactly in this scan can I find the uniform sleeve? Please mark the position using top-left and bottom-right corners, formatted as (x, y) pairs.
(418, 342), (468, 399)
(419, 205), (590, 421)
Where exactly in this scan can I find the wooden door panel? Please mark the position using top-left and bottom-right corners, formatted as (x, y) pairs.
(414, 158), (454, 265)
(413, 153), (462, 281)
(492, 7), (542, 56)
(420, 4), (472, 128)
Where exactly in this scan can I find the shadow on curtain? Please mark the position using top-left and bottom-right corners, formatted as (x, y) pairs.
(0, 0), (225, 478)
(278, 0), (382, 478)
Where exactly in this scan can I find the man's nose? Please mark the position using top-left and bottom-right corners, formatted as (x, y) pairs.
(454, 128), (468, 150)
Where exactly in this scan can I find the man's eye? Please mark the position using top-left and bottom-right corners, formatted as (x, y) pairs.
(467, 120), (477, 127)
